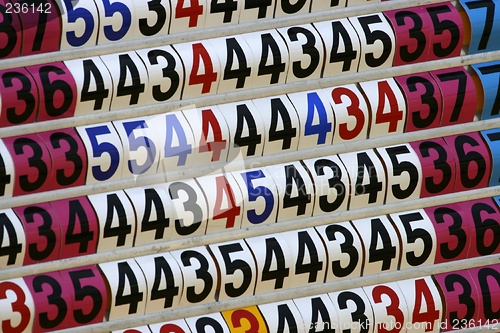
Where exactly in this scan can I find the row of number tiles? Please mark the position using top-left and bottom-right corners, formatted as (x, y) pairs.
(1, 258), (499, 332)
(0, 3), (478, 124)
(0, 0), (385, 58)
(2, 169), (499, 287)
(0, 97), (497, 198)
(114, 268), (500, 333)
(0, 67), (489, 196)
(0, 129), (498, 251)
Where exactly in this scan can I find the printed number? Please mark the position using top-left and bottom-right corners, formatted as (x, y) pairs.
(367, 218), (397, 272)
(210, 0), (238, 23)
(169, 182), (204, 236)
(1, 70), (37, 124)
(139, 0), (168, 36)
(175, 0), (203, 27)
(261, 238), (290, 290)
(244, 0), (273, 19)
(102, 0), (132, 41)
(117, 54), (146, 106)
(242, 170), (275, 224)
(181, 250), (214, 303)
(63, 0), (95, 47)
(103, 193), (132, 247)
(217, 243), (253, 298)
(13, 137), (49, 193)
(115, 262), (144, 315)
(324, 223), (360, 278)
(223, 37), (251, 89)
(371, 285), (406, 333)
(354, 152), (383, 204)
(150, 256), (180, 308)
(80, 59), (110, 111)
(148, 49), (181, 102)
(356, 15), (393, 68)
(313, 159), (346, 212)
(85, 125), (120, 181)
(258, 33), (286, 84)
(286, 26), (321, 79)
(0, 280), (32, 333)
(0, 212), (23, 266)
(426, 4), (461, 58)
(304, 92), (332, 145)
(0, 4), (18, 58)
(189, 43), (217, 94)
(38, 65), (75, 118)
(331, 86), (366, 141)
(328, 20), (359, 72)
(48, 131), (84, 187)
(234, 104), (262, 156)
(384, 145), (419, 200)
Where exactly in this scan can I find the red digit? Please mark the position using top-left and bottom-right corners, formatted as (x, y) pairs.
(213, 175), (241, 229)
(189, 43), (217, 94)
(412, 279), (440, 332)
(199, 109), (226, 162)
(176, 0), (203, 27)
(332, 87), (365, 140)
(372, 285), (405, 333)
(375, 80), (404, 133)
(0, 281), (31, 333)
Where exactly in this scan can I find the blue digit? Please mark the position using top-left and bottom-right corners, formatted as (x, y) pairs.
(460, 0), (500, 53)
(164, 114), (192, 166)
(472, 61), (500, 119)
(123, 120), (157, 174)
(64, 0), (95, 47)
(102, 0), (132, 41)
(480, 129), (500, 186)
(86, 125), (120, 181)
(304, 92), (332, 145)
(242, 170), (274, 224)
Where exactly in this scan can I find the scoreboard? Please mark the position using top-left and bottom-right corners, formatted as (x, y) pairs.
(0, 0), (499, 332)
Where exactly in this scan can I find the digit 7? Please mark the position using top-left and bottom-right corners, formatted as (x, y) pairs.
(472, 61), (500, 119)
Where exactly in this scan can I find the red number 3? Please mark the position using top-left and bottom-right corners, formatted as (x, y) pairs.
(0, 280), (32, 333)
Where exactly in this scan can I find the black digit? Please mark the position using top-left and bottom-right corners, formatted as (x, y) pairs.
(115, 262), (144, 314)
(103, 193), (132, 247)
(39, 65), (74, 117)
(244, 0), (272, 19)
(0, 4), (17, 58)
(427, 5), (461, 58)
(395, 10), (426, 62)
(471, 202), (500, 255)
(477, 63), (500, 116)
(385, 145), (419, 200)
(325, 224), (359, 278)
(32, 275), (67, 329)
(148, 49), (180, 102)
(65, 200), (94, 254)
(24, 206), (56, 261)
(283, 164), (311, 216)
(181, 250), (214, 303)
(436, 70), (467, 123)
(14, 137), (48, 192)
(268, 98), (297, 149)
(141, 188), (169, 240)
(223, 38), (251, 89)
(210, 0), (237, 22)
(434, 207), (467, 260)
(329, 20), (358, 72)
(2, 71), (36, 124)
(0, 150), (11, 196)
(419, 141), (452, 194)
(295, 231), (323, 283)
(234, 104), (262, 156)
(0, 212), (22, 265)
(80, 59), (109, 111)
(357, 15), (392, 68)
(196, 316), (225, 333)
(218, 243), (252, 298)
(139, 0), (167, 36)
(117, 54), (145, 105)
(50, 132), (83, 186)
(368, 218), (396, 271)
(310, 297), (335, 333)
(70, 269), (103, 324)
(337, 291), (370, 333)
(262, 237), (290, 289)
(465, 0), (495, 50)
(454, 135), (487, 189)
(287, 26), (320, 78)
(444, 273), (475, 323)
(150, 256), (180, 308)
(32, 1), (48, 52)
(399, 212), (433, 266)
(477, 267), (500, 319)
(314, 159), (346, 212)
(355, 152), (383, 203)
(169, 182), (202, 236)
(406, 75), (439, 128)
(258, 33), (286, 84)
(277, 304), (299, 333)
(281, 0), (306, 14)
